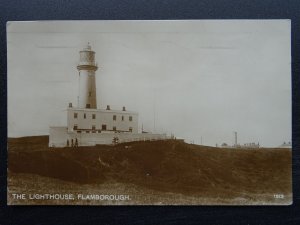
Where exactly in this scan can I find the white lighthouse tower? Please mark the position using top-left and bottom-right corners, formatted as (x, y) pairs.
(77, 43), (98, 109)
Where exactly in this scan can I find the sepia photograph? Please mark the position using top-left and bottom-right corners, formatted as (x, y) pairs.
(7, 20), (292, 205)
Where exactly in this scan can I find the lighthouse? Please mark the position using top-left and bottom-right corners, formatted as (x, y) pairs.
(77, 43), (98, 109)
(49, 43), (167, 147)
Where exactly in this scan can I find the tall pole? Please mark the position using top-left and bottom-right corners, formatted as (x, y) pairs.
(153, 92), (156, 133)
(234, 131), (237, 146)
(77, 71), (80, 107)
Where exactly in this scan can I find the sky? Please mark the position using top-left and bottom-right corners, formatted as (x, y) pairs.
(7, 20), (291, 147)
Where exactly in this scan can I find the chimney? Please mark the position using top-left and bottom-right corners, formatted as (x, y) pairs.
(122, 106), (126, 111)
(106, 105), (110, 110)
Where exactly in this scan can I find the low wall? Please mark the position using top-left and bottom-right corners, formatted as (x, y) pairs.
(49, 127), (168, 147)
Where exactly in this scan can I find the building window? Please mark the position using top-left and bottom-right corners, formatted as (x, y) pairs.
(122, 115), (124, 121)
(129, 116), (132, 121)
(89, 92), (92, 97)
(102, 124), (107, 131)
(129, 127), (133, 132)
(113, 115), (116, 121)
(84, 113), (86, 119)
(92, 125), (96, 133)
(86, 131), (90, 133)
(74, 113), (78, 119)
(86, 104), (91, 108)
(77, 131), (81, 133)
(113, 126), (116, 131)
(92, 114), (96, 119)
(73, 125), (78, 130)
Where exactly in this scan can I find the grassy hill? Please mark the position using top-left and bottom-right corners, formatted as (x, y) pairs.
(8, 136), (292, 204)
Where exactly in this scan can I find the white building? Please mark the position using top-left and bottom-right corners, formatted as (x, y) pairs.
(278, 141), (292, 148)
(49, 44), (167, 147)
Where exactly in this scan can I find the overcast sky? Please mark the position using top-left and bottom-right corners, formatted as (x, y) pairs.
(7, 20), (291, 147)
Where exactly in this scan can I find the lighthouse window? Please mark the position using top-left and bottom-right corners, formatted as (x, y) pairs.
(129, 116), (133, 121)
(102, 124), (107, 131)
(74, 113), (78, 119)
(92, 114), (96, 119)
(113, 115), (117, 121)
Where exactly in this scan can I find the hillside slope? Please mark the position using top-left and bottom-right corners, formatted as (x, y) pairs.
(8, 136), (292, 201)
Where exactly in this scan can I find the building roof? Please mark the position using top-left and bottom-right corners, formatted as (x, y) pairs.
(67, 107), (138, 115)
